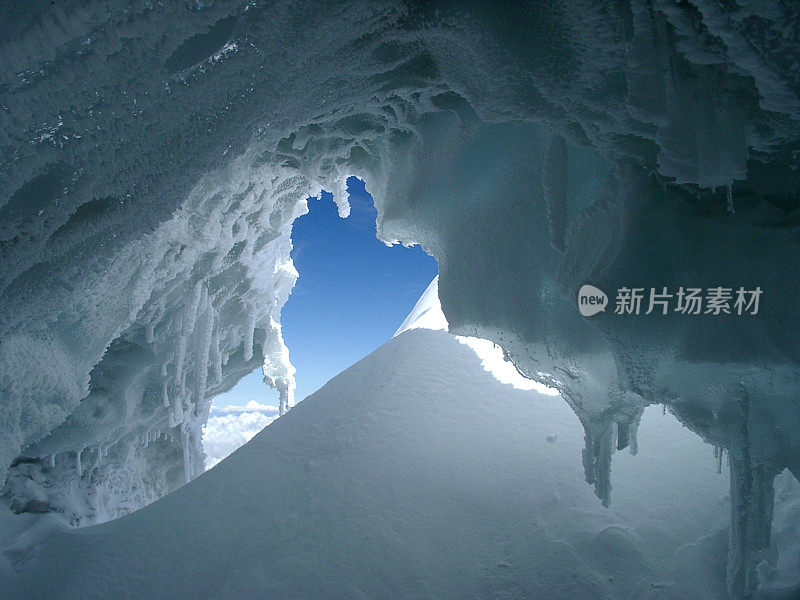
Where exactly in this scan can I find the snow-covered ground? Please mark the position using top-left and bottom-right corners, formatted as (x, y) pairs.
(3, 280), (798, 598)
(8, 304), (794, 598)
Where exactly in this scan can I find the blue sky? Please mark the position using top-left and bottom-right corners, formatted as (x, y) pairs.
(213, 177), (438, 407)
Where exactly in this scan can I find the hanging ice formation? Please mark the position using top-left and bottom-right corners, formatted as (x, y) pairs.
(1, 3), (800, 597)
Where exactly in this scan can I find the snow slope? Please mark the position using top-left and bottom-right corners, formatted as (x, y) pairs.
(393, 276), (447, 336)
(6, 325), (748, 600)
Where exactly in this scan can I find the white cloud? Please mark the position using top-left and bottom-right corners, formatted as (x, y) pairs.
(203, 401), (280, 469)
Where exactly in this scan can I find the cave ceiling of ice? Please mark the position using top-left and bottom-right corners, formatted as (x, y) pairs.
(1, 0), (800, 595)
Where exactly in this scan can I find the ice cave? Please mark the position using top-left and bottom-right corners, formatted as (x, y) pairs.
(1, 1), (800, 598)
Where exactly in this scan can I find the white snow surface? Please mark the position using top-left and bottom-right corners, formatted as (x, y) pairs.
(6, 327), (747, 600)
(395, 276), (560, 394)
(393, 276), (448, 337)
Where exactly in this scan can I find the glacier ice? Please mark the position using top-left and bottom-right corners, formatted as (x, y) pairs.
(1, 1), (800, 597)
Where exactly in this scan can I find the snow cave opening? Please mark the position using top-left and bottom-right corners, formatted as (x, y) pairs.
(203, 176), (438, 469)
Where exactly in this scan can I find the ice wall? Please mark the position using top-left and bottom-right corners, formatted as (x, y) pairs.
(1, 1), (800, 596)
(0, 146), (327, 524)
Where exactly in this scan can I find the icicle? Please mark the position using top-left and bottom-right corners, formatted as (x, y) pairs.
(615, 419), (633, 451)
(76, 449), (82, 478)
(726, 389), (776, 599)
(275, 378), (294, 416)
(243, 308), (257, 362)
(628, 421), (639, 456)
(194, 295), (215, 415)
(183, 445), (191, 484)
(581, 419), (614, 507)
(171, 393), (184, 426)
(145, 322), (155, 344)
(183, 280), (204, 336)
(162, 379), (170, 408)
(174, 314), (187, 398)
(209, 324), (223, 385)
(180, 425), (194, 484)
(181, 371), (189, 406)
(173, 281), (206, 404)
(174, 338), (187, 396)
(261, 318), (296, 415)
(49, 454), (56, 468)
(726, 185), (735, 214)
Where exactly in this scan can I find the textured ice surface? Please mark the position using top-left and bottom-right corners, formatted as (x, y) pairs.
(1, 1), (800, 596)
(5, 327), (738, 600)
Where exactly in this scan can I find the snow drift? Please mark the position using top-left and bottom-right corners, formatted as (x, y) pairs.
(1, 1), (800, 596)
(8, 325), (788, 600)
